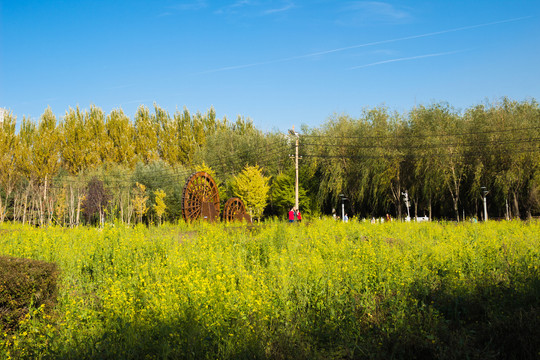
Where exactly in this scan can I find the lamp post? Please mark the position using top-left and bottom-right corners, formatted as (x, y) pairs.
(288, 127), (299, 211)
(402, 190), (411, 221)
(339, 194), (348, 221)
(481, 187), (489, 221)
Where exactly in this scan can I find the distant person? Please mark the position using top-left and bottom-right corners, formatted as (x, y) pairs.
(297, 210), (302, 222)
(386, 213), (391, 222)
(344, 213), (348, 222)
(288, 208), (295, 223)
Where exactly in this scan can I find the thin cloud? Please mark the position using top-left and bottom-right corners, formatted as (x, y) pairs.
(215, 0), (252, 15)
(349, 50), (464, 69)
(216, 1), (295, 17)
(197, 16), (532, 74)
(169, 0), (207, 11)
(342, 1), (411, 21)
(263, 3), (295, 15)
(158, 0), (207, 16)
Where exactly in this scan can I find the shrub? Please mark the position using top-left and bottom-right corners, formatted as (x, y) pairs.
(0, 255), (59, 331)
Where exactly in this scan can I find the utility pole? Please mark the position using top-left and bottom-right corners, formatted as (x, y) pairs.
(289, 126), (300, 211)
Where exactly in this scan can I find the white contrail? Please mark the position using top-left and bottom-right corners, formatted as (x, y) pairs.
(349, 50), (464, 69)
(198, 16), (532, 74)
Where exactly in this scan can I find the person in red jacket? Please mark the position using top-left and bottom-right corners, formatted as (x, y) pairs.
(288, 208), (295, 223)
(296, 209), (302, 222)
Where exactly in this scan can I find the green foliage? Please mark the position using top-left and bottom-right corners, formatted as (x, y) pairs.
(0, 255), (58, 332)
(1, 98), (539, 225)
(133, 160), (188, 222)
(232, 165), (270, 220)
(270, 172), (309, 217)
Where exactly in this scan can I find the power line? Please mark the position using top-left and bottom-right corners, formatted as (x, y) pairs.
(300, 146), (539, 160)
(300, 137), (540, 150)
(300, 125), (540, 140)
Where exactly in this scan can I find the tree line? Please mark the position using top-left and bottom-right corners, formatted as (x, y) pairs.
(0, 97), (538, 226)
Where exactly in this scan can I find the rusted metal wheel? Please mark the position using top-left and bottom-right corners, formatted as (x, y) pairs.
(182, 171), (220, 222)
(223, 197), (252, 223)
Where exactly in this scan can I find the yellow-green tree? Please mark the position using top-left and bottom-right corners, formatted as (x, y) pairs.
(134, 106), (159, 164)
(232, 165), (270, 220)
(132, 182), (149, 224)
(33, 108), (62, 225)
(154, 105), (181, 166)
(153, 189), (167, 225)
(105, 109), (136, 168)
(86, 105), (111, 166)
(60, 107), (87, 175)
(0, 111), (19, 222)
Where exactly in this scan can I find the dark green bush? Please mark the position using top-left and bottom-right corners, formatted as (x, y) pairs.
(0, 255), (58, 331)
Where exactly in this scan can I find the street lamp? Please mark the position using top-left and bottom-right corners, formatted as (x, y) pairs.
(402, 190), (411, 221)
(339, 194), (348, 221)
(481, 186), (489, 221)
(288, 127), (299, 211)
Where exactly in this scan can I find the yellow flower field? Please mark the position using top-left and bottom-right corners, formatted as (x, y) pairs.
(1, 220), (539, 359)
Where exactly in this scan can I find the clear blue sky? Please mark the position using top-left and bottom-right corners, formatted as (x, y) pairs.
(1, 1), (539, 132)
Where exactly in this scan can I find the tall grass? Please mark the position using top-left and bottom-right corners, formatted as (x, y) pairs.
(1, 220), (539, 359)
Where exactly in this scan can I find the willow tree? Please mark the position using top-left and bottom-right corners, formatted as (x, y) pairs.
(491, 98), (540, 218)
(409, 104), (447, 220)
(433, 105), (466, 221)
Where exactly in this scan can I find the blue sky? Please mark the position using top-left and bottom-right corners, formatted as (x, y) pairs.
(1, 1), (539, 132)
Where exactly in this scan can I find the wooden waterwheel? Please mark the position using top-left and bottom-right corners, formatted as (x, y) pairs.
(222, 197), (252, 223)
(182, 171), (220, 222)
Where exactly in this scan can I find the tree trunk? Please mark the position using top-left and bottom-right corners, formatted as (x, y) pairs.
(512, 191), (520, 219)
(22, 184), (30, 225)
(13, 192), (20, 222)
(0, 196), (4, 223)
(76, 190), (81, 226)
(69, 185), (75, 227)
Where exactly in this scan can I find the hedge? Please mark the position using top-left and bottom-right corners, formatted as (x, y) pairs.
(0, 255), (59, 331)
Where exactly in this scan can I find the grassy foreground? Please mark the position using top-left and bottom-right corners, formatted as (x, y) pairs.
(1, 220), (539, 359)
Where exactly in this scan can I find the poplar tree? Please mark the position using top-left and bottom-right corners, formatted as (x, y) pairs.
(31, 108), (61, 225)
(105, 109), (136, 168)
(0, 111), (19, 222)
(60, 106), (87, 175)
(154, 105), (181, 166)
(134, 106), (159, 164)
